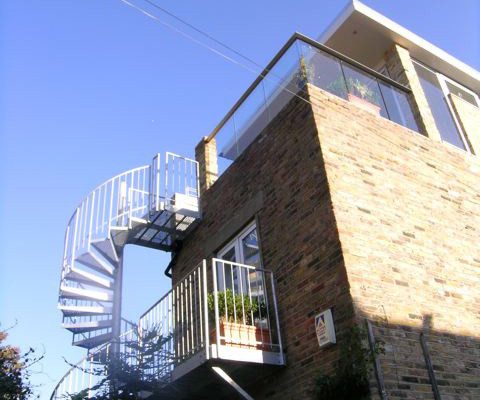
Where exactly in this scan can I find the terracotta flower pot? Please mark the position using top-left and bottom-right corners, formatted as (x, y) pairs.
(211, 321), (271, 350)
(347, 93), (381, 115)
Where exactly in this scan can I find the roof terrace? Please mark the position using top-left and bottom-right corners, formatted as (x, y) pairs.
(209, 33), (420, 174)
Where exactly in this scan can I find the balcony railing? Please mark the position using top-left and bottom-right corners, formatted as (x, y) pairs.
(139, 258), (284, 382)
(211, 33), (420, 174)
(51, 259), (284, 399)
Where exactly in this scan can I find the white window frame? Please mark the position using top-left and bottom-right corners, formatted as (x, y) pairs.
(413, 60), (479, 153)
(218, 221), (261, 267)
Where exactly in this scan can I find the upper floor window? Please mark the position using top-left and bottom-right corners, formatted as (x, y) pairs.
(413, 61), (478, 152)
(218, 222), (261, 269)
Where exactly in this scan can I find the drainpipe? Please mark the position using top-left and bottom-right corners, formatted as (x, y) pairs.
(164, 240), (183, 278)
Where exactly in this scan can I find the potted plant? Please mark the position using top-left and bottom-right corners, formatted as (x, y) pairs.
(207, 289), (270, 350)
(295, 56), (316, 89)
(327, 76), (382, 115)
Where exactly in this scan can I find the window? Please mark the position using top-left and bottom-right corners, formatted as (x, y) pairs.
(217, 222), (265, 302)
(414, 62), (468, 150)
(413, 61), (480, 152)
(445, 81), (478, 107)
(218, 222), (262, 268)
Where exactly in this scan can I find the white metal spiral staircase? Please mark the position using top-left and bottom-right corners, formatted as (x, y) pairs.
(58, 152), (200, 350)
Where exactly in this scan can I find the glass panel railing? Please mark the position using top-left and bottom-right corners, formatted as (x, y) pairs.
(217, 118), (236, 174)
(213, 37), (419, 176)
(297, 41), (348, 100)
(234, 82), (270, 157)
(378, 81), (420, 132)
(342, 62), (387, 118)
(263, 42), (302, 121)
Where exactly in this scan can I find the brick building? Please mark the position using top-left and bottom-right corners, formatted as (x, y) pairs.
(54, 2), (480, 399)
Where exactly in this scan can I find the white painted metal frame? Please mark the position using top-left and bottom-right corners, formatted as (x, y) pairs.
(217, 221), (259, 265)
(413, 60), (478, 153)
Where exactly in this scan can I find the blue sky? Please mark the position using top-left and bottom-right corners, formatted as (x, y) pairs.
(1, 0), (479, 398)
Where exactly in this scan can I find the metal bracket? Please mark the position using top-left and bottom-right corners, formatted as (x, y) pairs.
(212, 366), (255, 400)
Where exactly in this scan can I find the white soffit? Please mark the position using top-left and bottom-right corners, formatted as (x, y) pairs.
(319, 0), (480, 93)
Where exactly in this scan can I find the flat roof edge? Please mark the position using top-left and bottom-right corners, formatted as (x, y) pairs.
(320, 0), (480, 85)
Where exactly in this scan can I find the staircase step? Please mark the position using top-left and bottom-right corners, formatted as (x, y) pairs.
(73, 332), (113, 350)
(76, 251), (115, 276)
(66, 267), (113, 289)
(58, 304), (112, 316)
(91, 238), (119, 264)
(129, 216), (148, 230)
(110, 227), (129, 248)
(60, 285), (113, 302)
(63, 319), (112, 333)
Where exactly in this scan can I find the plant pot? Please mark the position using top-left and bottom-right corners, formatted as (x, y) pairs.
(347, 93), (381, 116)
(210, 321), (271, 350)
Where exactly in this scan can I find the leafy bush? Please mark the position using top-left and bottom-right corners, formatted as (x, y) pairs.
(207, 289), (265, 325)
(314, 324), (384, 400)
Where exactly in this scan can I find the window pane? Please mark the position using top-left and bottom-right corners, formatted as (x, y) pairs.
(242, 228), (261, 269)
(342, 62), (387, 118)
(378, 81), (420, 133)
(221, 246), (236, 262)
(414, 63), (466, 150)
(446, 81), (477, 106)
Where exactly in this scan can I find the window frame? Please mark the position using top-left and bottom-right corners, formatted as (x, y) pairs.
(217, 221), (261, 268)
(413, 60), (478, 153)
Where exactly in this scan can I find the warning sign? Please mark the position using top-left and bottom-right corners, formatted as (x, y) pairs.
(315, 309), (336, 348)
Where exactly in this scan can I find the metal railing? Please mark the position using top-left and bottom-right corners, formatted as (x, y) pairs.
(210, 33), (420, 173)
(53, 259), (283, 399)
(139, 260), (208, 381)
(139, 258), (283, 374)
(51, 319), (138, 400)
(60, 152), (199, 282)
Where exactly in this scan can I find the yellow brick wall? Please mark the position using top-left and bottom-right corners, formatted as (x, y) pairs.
(309, 83), (480, 399)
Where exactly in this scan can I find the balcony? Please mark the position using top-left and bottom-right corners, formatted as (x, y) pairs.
(212, 33), (420, 174)
(51, 259), (284, 399)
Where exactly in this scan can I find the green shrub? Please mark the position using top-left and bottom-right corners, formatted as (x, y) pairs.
(207, 289), (266, 325)
(314, 324), (384, 400)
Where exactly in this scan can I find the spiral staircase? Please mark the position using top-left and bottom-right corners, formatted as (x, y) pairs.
(58, 152), (200, 350)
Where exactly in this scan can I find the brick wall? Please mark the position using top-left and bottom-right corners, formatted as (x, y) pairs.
(173, 90), (355, 399)
(308, 83), (480, 400)
(171, 79), (479, 399)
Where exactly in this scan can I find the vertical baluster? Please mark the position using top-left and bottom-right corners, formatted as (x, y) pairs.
(180, 281), (185, 358)
(231, 263), (236, 325)
(256, 270), (264, 345)
(88, 191), (95, 251)
(203, 260), (209, 358)
(81, 358), (86, 391)
(95, 188), (100, 237)
(247, 268), (254, 331)
(212, 259), (221, 354)
(108, 179), (114, 230)
(88, 354), (93, 398)
(239, 266), (246, 325)
(101, 184), (106, 235)
(189, 273), (194, 353)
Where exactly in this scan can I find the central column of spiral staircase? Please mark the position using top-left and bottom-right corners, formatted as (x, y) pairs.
(58, 152), (201, 351)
